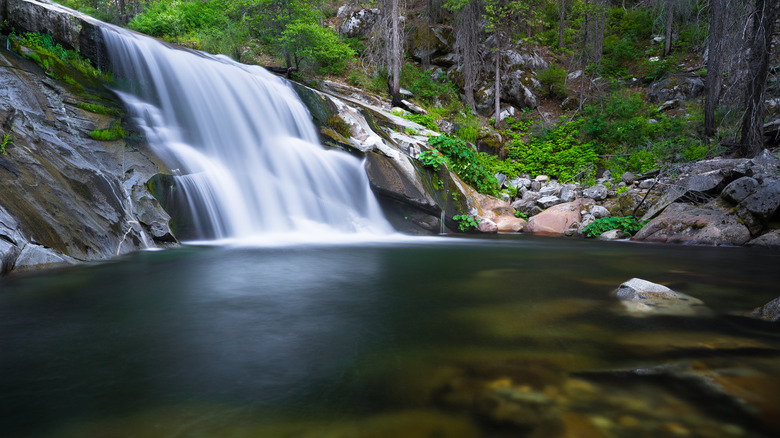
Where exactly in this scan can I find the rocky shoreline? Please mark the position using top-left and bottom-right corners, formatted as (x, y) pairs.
(488, 149), (780, 247)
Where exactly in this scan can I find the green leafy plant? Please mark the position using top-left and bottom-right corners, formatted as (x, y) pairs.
(402, 113), (439, 132)
(404, 127), (419, 136)
(515, 211), (528, 220)
(616, 186), (628, 194)
(1, 124), (14, 154)
(453, 214), (478, 232)
(418, 149), (447, 171)
(400, 65), (459, 106)
(428, 135), (498, 195)
(10, 31), (113, 84)
(582, 216), (647, 238)
(505, 118), (598, 182)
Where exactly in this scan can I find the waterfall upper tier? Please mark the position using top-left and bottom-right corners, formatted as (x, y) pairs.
(101, 26), (393, 241)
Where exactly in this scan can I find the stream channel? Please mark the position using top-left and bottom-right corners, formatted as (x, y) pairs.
(1, 236), (779, 437)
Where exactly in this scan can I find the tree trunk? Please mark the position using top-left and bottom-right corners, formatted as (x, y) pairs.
(558, 0), (565, 50)
(739, 0), (777, 156)
(118, 0), (126, 24)
(494, 36), (500, 128)
(390, 0), (403, 108)
(585, 0), (606, 68)
(663, 1), (674, 57)
(704, 0), (726, 137)
(457, 1), (481, 114)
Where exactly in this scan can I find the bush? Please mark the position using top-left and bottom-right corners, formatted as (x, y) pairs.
(505, 118), (598, 183)
(400, 65), (459, 106)
(428, 134), (499, 195)
(402, 113), (439, 132)
(583, 216), (647, 238)
(453, 214), (478, 232)
(537, 65), (568, 98)
(281, 22), (355, 74)
(418, 149), (447, 170)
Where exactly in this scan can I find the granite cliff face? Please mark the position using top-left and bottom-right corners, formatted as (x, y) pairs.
(0, 2), (175, 274)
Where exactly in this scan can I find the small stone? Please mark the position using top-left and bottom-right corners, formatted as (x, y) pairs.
(752, 296), (780, 322)
(599, 229), (629, 240)
(538, 196), (562, 209)
(621, 172), (636, 185)
(657, 99), (681, 112)
(639, 179), (657, 189)
(618, 416), (640, 428)
(535, 175), (549, 182)
(539, 186), (558, 197)
(583, 184), (608, 201)
(589, 205), (610, 219)
(559, 186), (576, 203)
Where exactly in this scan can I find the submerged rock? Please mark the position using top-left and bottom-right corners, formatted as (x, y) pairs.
(752, 297), (780, 322)
(615, 278), (709, 316)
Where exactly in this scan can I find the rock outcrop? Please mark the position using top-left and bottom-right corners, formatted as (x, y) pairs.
(0, 40), (173, 273)
(1, 0), (110, 70)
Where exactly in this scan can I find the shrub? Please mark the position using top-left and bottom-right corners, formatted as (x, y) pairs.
(505, 118), (598, 182)
(583, 216), (647, 238)
(402, 113), (439, 132)
(418, 149), (447, 170)
(400, 65), (459, 106)
(453, 214), (478, 232)
(1, 124), (13, 154)
(428, 134), (498, 195)
(537, 65), (568, 98)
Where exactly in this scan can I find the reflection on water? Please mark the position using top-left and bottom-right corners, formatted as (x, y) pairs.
(1, 236), (779, 437)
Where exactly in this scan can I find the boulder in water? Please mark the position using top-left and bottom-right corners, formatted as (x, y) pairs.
(615, 278), (708, 316)
(752, 297), (780, 322)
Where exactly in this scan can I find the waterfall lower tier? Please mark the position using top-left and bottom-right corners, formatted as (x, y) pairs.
(102, 27), (393, 241)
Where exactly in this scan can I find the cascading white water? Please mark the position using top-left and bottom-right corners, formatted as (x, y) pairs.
(101, 27), (393, 242)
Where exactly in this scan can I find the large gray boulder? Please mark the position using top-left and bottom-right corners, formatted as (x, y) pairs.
(633, 202), (751, 246)
(339, 8), (380, 38)
(615, 278), (709, 316)
(746, 229), (780, 248)
(721, 177), (761, 204)
(647, 74), (705, 103)
(642, 172), (725, 221)
(738, 179), (780, 222)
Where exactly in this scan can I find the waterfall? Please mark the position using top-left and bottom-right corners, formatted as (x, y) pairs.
(101, 27), (393, 242)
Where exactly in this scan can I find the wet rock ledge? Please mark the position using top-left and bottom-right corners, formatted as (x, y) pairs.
(0, 41), (174, 274)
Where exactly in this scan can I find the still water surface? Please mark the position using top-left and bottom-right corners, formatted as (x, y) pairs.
(1, 236), (779, 437)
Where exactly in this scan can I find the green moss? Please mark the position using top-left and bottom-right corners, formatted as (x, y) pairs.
(77, 102), (123, 116)
(89, 122), (127, 141)
(326, 115), (351, 138)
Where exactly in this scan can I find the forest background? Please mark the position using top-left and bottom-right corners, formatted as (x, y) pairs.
(49, 0), (778, 194)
